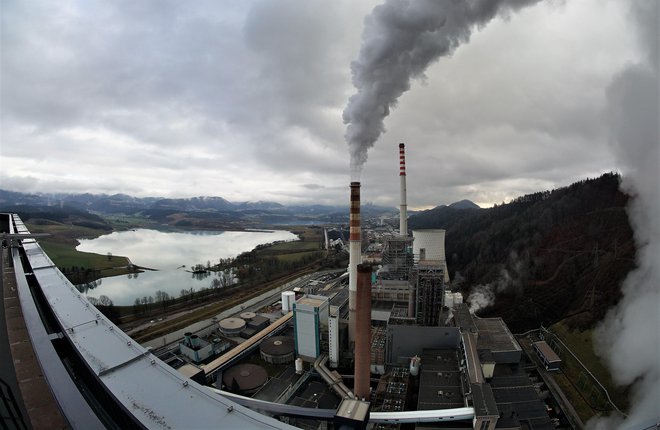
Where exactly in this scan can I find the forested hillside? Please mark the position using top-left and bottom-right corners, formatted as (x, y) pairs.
(409, 173), (635, 332)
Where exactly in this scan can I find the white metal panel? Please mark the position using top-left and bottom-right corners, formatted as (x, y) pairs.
(21, 228), (298, 430)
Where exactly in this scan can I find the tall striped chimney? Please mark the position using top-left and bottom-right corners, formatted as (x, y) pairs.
(348, 182), (361, 345)
(354, 264), (372, 399)
(399, 143), (408, 236)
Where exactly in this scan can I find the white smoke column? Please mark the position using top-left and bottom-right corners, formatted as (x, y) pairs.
(343, 0), (541, 178)
(589, 1), (659, 429)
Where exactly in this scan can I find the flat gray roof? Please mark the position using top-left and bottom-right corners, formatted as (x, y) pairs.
(474, 317), (522, 353)
(533, 341), (561, 363)
(417, 349), (465, 410)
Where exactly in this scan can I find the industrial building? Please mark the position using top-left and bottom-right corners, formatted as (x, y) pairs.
(1, 143), (560, 429)
(293, 295), (329, 361)
(533, 341), (562, 371)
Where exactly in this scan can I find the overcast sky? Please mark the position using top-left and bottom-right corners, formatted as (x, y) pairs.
(0, 0), (648, 209)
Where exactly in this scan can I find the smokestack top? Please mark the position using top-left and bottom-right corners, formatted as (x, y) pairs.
(399, 143), (405, 148)
(350, 181), (361, 187)
(357, 263), (372, 274)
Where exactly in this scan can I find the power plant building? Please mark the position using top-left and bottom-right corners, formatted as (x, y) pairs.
(293, 295), (329, 361)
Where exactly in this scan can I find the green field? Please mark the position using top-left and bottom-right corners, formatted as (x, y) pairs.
(264, 240), (321, 253)
(26, 221), (136, 280)
(548, 322), (630, 419)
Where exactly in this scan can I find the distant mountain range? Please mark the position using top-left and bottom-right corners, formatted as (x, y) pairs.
(0, 189), (479, 227)
(0, 189), (402, 227)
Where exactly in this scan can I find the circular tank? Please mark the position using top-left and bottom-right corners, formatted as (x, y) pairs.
(222, 364), (268, 395)
(281, 291), (296, 314)
(219, 317), (246, 336)
(259, 336), (295, 364)
(410, 356), (421, 376)
(240, 311), (257, 321)
(295, 358), (304, 373)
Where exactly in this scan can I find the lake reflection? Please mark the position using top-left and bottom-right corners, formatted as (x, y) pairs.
(76, 229), (298, 305)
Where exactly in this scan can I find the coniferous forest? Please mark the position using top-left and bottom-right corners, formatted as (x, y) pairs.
(409, 173), (635, 332)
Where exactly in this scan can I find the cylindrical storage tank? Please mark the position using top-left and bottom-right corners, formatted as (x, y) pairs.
(183, 332), (193, 347)
(190, 334), (200, 348)
(240, 311), (256, 321)
(295, 358), (304, 373)
(454, 292), (463, 304)
(412, 230), (446, 263)
(410, 356), (421, 376)
(260, 336), (295, 364)
(219, 318), (246, 336)
(222, 364), (268, 395)
(281, 291), (295, 314)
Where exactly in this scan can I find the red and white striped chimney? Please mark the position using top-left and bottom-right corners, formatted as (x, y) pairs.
(348, 181), (361, 345)
(399, 143), (408, 236)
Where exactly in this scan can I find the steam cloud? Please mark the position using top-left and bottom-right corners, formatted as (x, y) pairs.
(343, 0), (541, 178)
(588, 1), (659, 429)
(467, 252), (526, 314)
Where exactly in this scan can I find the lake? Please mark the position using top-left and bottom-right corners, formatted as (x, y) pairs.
(75, 229), (298, 305)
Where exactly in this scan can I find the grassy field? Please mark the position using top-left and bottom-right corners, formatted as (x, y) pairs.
(548, 322), (630, 419)
(25, 221), (136, 280)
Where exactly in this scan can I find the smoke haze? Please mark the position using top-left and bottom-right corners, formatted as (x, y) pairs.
(589, 1), (659, 429)
(343, 0), (541, 178)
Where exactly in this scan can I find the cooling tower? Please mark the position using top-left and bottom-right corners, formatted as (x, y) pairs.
(399, 143), (408, 236)
(348, 182), (361, 345)
(354, 264), (372, 399)
(412, 229), (450, 283)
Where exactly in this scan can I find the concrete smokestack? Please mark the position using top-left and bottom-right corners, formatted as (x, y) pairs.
(354, 264), (372, 400)
(399, 143), (407, 236)
(348, 182), (361, 345)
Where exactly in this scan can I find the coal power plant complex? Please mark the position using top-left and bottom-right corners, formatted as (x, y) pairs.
(0, 143), (565, 430)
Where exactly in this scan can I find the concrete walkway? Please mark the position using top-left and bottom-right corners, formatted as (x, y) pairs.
(2, 247), (67, 430)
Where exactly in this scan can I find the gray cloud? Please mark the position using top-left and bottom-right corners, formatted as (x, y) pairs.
(0, 0), (646, 209)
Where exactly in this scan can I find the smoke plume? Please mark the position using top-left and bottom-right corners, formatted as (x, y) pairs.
(343, 0), (541, 178)
(588, 1), (659, 429)
(467, 251), (526, 314)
